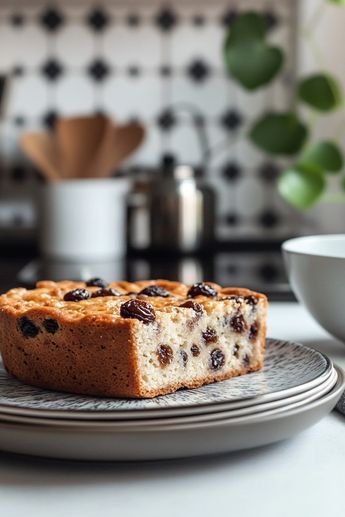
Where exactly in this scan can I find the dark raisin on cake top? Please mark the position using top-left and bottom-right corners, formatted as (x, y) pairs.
(120, 299), (156, 323)
(138, 285), (170, 297)
(64, 288), (91, 302)
(86, 278), (108, 288)
(91, 288), (121, 298)
(187, 282), (217, 298)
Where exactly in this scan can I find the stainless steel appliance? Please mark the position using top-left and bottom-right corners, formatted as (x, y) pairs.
(127, 162), (216, 253)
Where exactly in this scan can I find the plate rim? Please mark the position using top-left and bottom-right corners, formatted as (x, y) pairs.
(0, 366), (342, 461)
(0, 367), (338, 429)
(0, 338), (332, 419)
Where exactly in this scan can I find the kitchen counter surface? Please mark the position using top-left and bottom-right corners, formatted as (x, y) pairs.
(0, 301), (344, 516)
(0, 245), (295, 301)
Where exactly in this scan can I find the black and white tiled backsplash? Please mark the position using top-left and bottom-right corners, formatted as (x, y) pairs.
(0, 0), (314, 240)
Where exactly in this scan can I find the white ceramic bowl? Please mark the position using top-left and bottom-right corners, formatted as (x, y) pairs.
(282, 234), (345, 342)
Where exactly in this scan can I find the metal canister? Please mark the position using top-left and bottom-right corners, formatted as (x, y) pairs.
(127, 164), (216, 253)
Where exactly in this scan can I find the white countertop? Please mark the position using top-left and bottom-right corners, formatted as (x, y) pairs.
(0, 302), (344, 517)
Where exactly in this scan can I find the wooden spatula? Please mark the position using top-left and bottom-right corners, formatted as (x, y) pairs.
(20, 132), (61, 182)
(112, 123), (145, 172)
(85, 117), (116, 178)
(87, 121), (145, 178)
(56, 115), (107, 178)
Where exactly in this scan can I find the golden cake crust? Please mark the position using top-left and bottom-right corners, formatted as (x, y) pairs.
(0, 280), (268, 398)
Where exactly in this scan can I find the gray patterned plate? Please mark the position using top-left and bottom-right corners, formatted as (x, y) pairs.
(0, 367), (337, 428)
(0, 366), (342, 461)
(0, 339), (332, 419)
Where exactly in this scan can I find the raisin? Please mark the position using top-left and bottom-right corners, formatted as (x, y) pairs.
(180, 350), (188, 367)
(191, 344), (200, 357)
(244, 295), (258, 306)
(187, 282), (217, 298)
(202, 327), (218, 344)
(64, 288), (91, 302)
(43, 318), (59, 334)
(233, 344), (240, 358)
(230, 314), (246, 333)
(91, 288), (121, 298)
(120, 299), (156, 323)
(210, 349), (225, 370)
(18, 317), (39, 338)
(179, 300), (203, 314)
(86, 277), (107, 288)
(157, 344), (173, 366)
(243, 354), (250, 366)
(249, 321), (259, 340)
(139, 285), (170, 297)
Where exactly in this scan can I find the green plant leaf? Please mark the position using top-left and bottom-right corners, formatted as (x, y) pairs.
(278, 165), (326, 209)
(328, 0), (345, 5)
(298, 74), (342, 111)
(225, 12), (267, 46)
(249, 113), (308, 155)
(225, 43), (283, 91)
(300, 141), (343, 173)
(223, 12), (284, 90)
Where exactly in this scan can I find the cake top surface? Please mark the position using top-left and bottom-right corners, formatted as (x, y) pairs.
(0, 279), (267, 323)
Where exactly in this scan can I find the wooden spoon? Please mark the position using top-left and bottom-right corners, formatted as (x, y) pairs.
(20, 132), (61, 182)
(55, 115), (107, 179)
(88, 122), (145, 178)
(112, 123), (145, 172)
(86, 117), (117, 178)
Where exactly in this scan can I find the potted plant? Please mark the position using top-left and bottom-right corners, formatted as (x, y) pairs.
(223, 1), (345, 210)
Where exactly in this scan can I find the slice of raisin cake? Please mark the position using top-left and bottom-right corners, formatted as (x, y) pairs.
(0, 279), (268, 398)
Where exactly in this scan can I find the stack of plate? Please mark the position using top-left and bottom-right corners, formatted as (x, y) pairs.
(0, 338), (343, 461)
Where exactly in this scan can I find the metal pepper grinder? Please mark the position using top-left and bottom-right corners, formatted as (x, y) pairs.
(127, 155), (216, 254)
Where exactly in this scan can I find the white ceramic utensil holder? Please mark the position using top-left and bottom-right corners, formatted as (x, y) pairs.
(37, 178), (129, 261)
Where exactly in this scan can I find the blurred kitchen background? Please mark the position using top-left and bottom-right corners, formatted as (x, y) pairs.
(0, 0), (345, 298)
